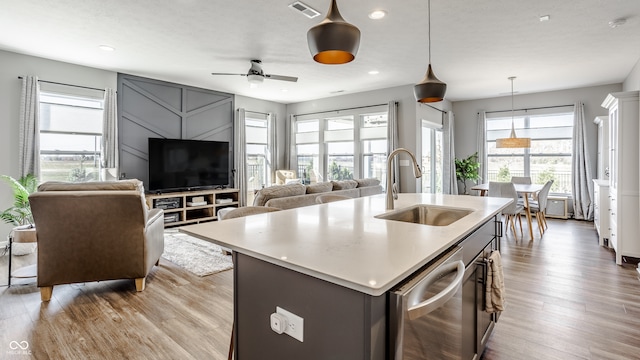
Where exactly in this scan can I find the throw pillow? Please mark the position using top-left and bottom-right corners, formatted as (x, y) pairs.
(306, 182), (333, 194)
(253, 183), (307, 206)
(355, 178), (381, 188)
(331, 180), (358, 190)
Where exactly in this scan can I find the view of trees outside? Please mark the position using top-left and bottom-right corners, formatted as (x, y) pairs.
(363, 139), (387, 190)
(293, 109), (389, 186)
(39, 93), (104, 183)
(486, 112), (573, 194)
(246, 154), (266, 205)
(244, 114), (271, 204)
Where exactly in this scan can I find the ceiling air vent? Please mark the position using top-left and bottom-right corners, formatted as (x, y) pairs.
(289, 1), (321, 19)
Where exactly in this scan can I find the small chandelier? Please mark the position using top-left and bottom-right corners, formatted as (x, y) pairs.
(414, 0), (447, 103)
(307, 0), (361, 65)
(496, 76), (531, 148)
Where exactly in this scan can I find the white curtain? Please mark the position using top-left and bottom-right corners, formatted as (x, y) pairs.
(476, 111), (487, 183)
(101, 88), (118, 171)
(387, 101), (399, 191)
(268, 112), (277, 186)
(235, 108), (247, 206)
(571, 102), (594, 220)
(287, 114), (295, 170)
(19, 76), (40, 179)
(443, 111), (458, 195)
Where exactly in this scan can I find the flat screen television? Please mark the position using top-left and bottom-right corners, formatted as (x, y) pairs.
(148, 138), (230, 193)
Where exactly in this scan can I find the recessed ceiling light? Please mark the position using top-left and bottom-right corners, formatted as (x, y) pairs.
(609, 18), (627, 28)
(368, 10), (386, 20)
(368, 70), (380, 75)
(539, 15), (550, 22)
(281, 89), (289, 92)
(98, 45), (115, 51)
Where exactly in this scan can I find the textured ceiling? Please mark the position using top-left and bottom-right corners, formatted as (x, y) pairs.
(1, 0), (639, 103)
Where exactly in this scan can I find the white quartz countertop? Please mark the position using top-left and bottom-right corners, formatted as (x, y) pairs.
(180, 193), (511, 296)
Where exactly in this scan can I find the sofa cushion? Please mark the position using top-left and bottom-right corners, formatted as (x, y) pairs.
(253, 183), (307, 206)
(331, 180), (358, 190)
(306, 182), (333, 194)
(38, 179), (144, 193)
(355, 178), (381, 188)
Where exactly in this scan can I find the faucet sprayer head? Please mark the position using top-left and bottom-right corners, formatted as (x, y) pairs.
(413, 162), (422, 179)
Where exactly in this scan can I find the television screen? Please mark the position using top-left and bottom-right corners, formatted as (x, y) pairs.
(148, 138), (230, 192)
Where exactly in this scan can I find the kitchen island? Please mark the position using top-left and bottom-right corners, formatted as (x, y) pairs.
(181, 193), (511, 360)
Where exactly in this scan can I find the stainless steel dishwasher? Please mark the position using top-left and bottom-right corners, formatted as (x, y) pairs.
(388, 246), (465, 360)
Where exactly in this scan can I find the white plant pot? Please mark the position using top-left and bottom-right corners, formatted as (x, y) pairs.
(12, 226), (37, 256)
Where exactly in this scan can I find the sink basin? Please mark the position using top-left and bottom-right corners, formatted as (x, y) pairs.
(375, 205), (473, 226)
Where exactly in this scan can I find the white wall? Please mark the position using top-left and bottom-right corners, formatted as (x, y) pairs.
(623, 58), (640, 91)
(0, 50), (117, 236)
(452, 83), (623, 188)
(286, 85), (452, 192)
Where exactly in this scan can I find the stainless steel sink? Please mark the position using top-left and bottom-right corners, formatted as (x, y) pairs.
(375, 205), (473, 226)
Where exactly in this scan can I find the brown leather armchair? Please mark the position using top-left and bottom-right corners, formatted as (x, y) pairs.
(29, 179), (164, 302)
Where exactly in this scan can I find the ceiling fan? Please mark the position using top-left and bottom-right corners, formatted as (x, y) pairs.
(211, 60), (298, 84)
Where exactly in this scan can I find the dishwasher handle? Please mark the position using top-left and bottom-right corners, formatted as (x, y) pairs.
(407, 260), (465, 321)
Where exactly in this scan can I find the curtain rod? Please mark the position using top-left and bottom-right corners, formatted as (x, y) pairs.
(244, 110), (270, 116)
(483, 104), (573, 114)
(420, 103), (447, 114)
(17, 76), (106, 92)
(293, 103), (388, 117)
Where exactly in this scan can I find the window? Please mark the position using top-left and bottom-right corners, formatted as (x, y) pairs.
(421, 120), (443, 193)
(39, 92), (104, 182)
(486, 110), (573, 194)
(245, 112), (274, 205)
(293, 105), (388, 187)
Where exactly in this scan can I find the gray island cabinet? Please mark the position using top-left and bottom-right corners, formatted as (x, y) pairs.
(181, 193), (511, 360)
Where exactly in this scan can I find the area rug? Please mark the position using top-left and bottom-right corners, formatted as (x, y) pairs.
(162, 230), (233, 276)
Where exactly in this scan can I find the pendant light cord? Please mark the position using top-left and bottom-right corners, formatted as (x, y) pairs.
(510, 76), (515, 131)
(428, 0), (432, 64)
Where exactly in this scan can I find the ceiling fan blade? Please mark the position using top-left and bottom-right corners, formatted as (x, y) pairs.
(264, 74), (298, 82)
(211, 73), (247, 76)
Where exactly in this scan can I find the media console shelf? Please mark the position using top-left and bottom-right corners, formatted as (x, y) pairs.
(146, 188), (240, 227)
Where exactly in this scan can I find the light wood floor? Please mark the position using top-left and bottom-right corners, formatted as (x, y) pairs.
(1, 219), (639, 359)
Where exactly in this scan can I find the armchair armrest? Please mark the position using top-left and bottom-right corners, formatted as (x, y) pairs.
(147, 208), (164, 227)
(144, 208), (165, 272)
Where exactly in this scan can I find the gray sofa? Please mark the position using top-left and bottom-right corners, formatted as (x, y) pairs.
(253, 179), (382, 210)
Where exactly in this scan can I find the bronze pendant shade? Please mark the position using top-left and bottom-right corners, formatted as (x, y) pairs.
(414, 64), (447, 103)
(307, 0), (361, 65)
(413, 0), (446, 103)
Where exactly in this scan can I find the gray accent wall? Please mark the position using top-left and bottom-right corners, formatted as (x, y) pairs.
(117, 74), (234, 189)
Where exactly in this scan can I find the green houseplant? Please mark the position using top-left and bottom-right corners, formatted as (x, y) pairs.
(0, 174), (37, 226)
(1, 174), (38, 255)
(455, 152), (481, 195)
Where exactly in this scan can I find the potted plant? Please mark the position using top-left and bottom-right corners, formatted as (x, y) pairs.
(455, 152), (480, 195)
(1, 174), (38, 254)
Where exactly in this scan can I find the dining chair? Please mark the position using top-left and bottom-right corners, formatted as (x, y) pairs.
(510, 176), (533, 201)
(527, 180), (554, 235)
(489, 181), (525, 239)
(510, 176), (532, 184)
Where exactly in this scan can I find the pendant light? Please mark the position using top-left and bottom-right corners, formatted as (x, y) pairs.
(496, 77), (531, 148)
(414, 0), (447, 103)
(307, 0), (361, 65)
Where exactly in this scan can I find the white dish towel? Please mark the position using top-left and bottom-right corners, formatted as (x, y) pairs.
(485, 250), (506, 313)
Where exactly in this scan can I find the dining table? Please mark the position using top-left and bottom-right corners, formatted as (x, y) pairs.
(471, 182), (544, 240)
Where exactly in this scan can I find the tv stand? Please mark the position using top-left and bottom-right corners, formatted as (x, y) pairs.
(145, 188), (239, 227)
